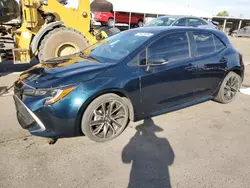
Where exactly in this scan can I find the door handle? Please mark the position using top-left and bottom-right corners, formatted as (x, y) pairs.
(185, 64), (196, 71)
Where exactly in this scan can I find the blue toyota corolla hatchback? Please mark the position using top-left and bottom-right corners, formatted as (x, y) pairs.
(14, 27), (244, 142)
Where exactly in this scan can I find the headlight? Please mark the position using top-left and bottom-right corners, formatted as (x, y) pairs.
(23, 86), (76, 105)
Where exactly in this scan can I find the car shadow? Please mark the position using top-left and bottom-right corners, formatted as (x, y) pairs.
(122, 118), (175, 188)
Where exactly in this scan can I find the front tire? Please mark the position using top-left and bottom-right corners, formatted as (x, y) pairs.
(214, 72), (242, 104)
(81, 94), (129, 142)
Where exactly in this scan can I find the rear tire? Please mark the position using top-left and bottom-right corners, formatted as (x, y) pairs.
(107, 18), (115, 27)
(214, 72), (242, 104)
(38, 27), (89, 62)
(138, 20), (143, 27)
(81, 94), (129, 142)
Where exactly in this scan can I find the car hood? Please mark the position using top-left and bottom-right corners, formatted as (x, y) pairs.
(19, 56), (114, 88)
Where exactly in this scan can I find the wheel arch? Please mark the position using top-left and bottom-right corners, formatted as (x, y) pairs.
(230, 67), (244, 79)
(213, 67), (243, 98)
(138, 19), (143, 23)
(30, 21), (64, 53)
(75, 89), (135, 136)
(108, 17), (114, 21)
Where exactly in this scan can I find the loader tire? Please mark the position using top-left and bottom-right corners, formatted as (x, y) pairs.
(38, 27), (90, 62)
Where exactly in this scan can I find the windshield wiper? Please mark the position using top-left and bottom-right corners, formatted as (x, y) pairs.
(79, 53), (100, 62)
(45, 58), (71, 64)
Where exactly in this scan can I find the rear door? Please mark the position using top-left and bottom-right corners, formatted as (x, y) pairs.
(116, 12), (129, 23)
(238, 27), (248, 37)
(130, 13), (138, 24)
(188, 31), (227, 98)
(246, 27), (250, 36)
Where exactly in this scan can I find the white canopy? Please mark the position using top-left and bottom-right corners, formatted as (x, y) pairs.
(108, 0), (213, 18)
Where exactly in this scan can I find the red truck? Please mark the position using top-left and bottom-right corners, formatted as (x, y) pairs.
(94, 11), (144, 27)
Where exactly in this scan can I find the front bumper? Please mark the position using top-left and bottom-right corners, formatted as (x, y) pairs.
(14, 95), (47, 132)
(13, 84), (89, 139)
(14, 94), (59, 138)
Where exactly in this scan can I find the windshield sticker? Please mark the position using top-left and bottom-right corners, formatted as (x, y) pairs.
(135, 33), (154, 37)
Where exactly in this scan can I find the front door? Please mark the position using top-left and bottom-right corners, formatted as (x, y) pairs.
(139, 32), (198, 115)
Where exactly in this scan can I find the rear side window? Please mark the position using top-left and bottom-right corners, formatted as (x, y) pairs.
(173, 18), (187, 26)
(193, 32), (215, 56)
(148, 32), (190, 62)
(188, 18), (207, 27)
(213, 35), (226, 51)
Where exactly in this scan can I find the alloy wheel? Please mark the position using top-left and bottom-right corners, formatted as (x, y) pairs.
(89, 100), (127, 140)
(223, 75), (240, 102)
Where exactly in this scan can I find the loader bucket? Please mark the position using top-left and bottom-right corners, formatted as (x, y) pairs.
(90, 0), (113, 12)
(0, 0), (20, 24)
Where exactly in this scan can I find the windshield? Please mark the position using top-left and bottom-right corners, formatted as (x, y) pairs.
(81, 30), (154, 63)
(145, 17), (177, 27)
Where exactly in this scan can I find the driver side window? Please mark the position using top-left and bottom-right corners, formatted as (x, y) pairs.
(138, 50), (147, 66)
(147, 32), (190, 63)
(129, 50), (146, 66)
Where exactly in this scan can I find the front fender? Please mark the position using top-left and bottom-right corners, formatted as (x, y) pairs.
(76, 77), (139, 121)
(30, 21), (64, 53)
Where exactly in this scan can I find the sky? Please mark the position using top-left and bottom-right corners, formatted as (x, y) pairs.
(165, 0), (250, 17)
(68, 0), (250, 18)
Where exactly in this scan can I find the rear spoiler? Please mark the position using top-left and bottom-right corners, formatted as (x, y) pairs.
(90, 0), (113, 12)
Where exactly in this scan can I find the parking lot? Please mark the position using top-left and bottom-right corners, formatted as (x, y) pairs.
(0, 37), (250, 188)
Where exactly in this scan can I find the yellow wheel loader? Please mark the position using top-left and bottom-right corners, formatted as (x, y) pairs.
(0, 0), (119, 64)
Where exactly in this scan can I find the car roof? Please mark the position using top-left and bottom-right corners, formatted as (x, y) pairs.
(129, 26), (230, 46)
(157, 15), (205, 19)
(131, 26), (220, 35)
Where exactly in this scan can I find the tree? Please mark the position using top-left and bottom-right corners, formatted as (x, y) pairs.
(217, 11), (229, 17)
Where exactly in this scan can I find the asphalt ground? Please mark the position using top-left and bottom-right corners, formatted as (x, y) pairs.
(0, 37), (250, 188)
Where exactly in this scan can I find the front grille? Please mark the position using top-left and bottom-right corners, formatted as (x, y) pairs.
(14, 95), (35, 129)
(14, 81), (24, 99)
